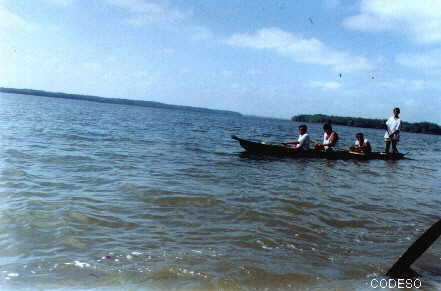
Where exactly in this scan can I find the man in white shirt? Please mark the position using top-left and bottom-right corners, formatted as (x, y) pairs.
(282, 124), (310, 150)
(384, 107), (402, 153)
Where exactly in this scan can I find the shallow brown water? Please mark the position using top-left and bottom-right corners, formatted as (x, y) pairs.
(1, 92), (441, 290)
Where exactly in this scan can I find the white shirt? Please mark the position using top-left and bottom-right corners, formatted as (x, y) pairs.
(355, 138), (368, 146)
(296, 133), (310, 150)
(384, 117), (401, 140)
(323, 133), (332, 145)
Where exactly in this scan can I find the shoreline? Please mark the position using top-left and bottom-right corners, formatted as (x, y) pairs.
(292, 114), (441, 135)
(0, 87), (242, 117)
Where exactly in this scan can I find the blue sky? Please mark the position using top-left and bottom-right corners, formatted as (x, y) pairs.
(1, 0), (441, 123)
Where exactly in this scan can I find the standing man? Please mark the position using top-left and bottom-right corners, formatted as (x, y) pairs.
(384, 107), (402, 153)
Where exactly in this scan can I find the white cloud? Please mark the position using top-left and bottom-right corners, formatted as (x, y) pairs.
(82, 62), (102, 72)
(225, 27), (373, 73)
(308, 81), (342, 91)
(0, 6), (36, 32)
(324, 0), (341, 9)
(45, 0), (75, 5)
(377, 78), (430, 91)
(343, 0), (441, 44)
(106, 0), (186, 26)
(396, 49), (441, 69)
(104, 0), (214, 43)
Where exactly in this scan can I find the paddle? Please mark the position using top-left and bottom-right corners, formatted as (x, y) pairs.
(348, 150), (366, 156)
(387, 218), (441, 279)
(384, 120), (391, 137)
(281, 137), (319, 149)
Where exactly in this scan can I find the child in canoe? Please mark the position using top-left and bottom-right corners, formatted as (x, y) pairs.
(349, 133), (372, 154)
(282, 124), (310, 150)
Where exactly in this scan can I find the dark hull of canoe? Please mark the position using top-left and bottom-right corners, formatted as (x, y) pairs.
(232, 136), (405, 160)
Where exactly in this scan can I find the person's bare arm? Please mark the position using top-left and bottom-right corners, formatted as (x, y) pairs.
(328, 132), (337, 147)
(362, 141), (372, 152)
(282, 141), (299, 145)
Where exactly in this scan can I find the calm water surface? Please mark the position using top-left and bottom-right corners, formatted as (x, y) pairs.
(1, 93), (441, 290)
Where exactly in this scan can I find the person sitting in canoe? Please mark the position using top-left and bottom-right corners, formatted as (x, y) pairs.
(281, 124), (310, 150)
(315, 123), (338, 150)
(384, 107), (401, 154)
(349, 132), (372, 154)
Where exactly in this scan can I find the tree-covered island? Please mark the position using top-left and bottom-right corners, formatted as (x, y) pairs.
(292, 114), (441, 135)
(0, 87), (242, 116)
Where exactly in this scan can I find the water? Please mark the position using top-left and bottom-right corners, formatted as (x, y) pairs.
(1, 92), (441, 290)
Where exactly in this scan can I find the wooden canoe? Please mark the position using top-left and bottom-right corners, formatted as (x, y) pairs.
(232, 136), (406, 160)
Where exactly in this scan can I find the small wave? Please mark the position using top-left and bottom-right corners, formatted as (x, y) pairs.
(185, 146), (211, 154)
(116, 164), (138, 170)
(151, 196), (222, 207)
(71, 196), (107, 204)
(61, 237), (88, 249)
(238, 238), (279, 251)
(76, 176), (115, 186)
(235, 265), (317, 289)
(30, 219), (65, 228)
(277, 206), (308, 216)
(41, 154), (95, 164)
(1, 181), (30, 189)
(318, 216), (371, 229)
(130, 187), (184, 200)
(291, 200), (322, 209)
(231, 208), (275, 223)
(72, 165), (113, 173)
(35, 180), (82, 190)
(58, 133), (97, 142)
(66, 211), (139, 229)
(149, 266), (210, 281)
(4, 149), (33, 159)
(0, 168), (41, 182)
(1, 168), (29, 177)
(94, 152), (130, 159)
(213, 151), (230, 156)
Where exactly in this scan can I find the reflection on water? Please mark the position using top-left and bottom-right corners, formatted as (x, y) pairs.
(1, 92), (441, 290)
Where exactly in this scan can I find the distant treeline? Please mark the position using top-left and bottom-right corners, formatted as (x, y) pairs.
(0, 87), (241, 116)
(292, 114), (441, 135)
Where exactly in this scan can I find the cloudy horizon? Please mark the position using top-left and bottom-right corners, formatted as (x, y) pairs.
(1, 0), (441, 123)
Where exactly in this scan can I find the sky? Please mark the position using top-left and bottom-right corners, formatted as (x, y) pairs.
(1, 0), (441, 123)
